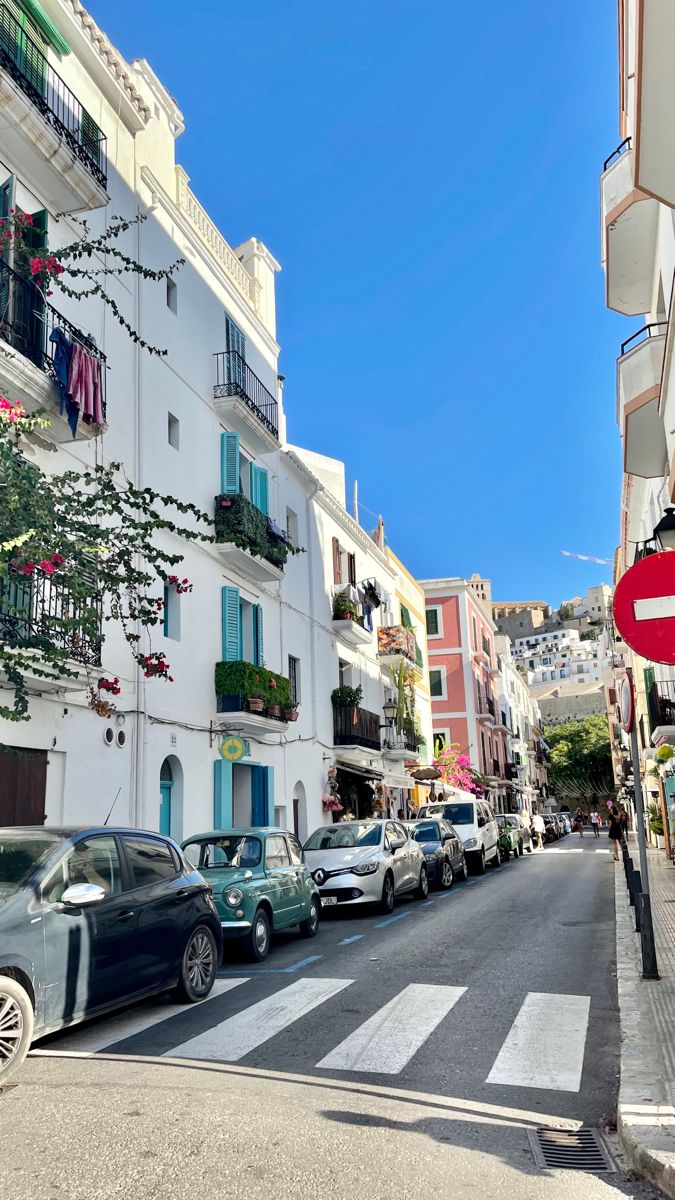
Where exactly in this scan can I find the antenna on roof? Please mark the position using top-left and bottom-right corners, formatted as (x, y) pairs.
(103, 787), (122, 827)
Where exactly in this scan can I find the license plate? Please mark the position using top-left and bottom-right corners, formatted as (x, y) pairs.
(321, 896), (338, 906)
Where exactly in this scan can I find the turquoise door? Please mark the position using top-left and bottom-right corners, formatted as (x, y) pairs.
(159, 782), (172, 836)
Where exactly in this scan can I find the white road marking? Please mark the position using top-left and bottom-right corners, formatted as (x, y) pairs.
(32, 979), (247, 1055)
(634, 595), (675, 621)
(595, 849), (610, 854)
(487, 992), (591, 1092)
(543, 848), (585, 853)
(316, 983), (466, 1074)
(166, 977), (353, 1062)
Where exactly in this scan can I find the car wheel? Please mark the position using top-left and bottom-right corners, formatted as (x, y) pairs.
(299, 897), (320, 939)
(492, 844), (502, 868)
(501, 845), (510, 862)
(244, 907), (271, 962)
(0, 975), (34, 1084)
(380, 872), (395, 914)
(439, 859), (454, 890)
(174, 925), (218, 1003)
(416, 864), (429, 899)
(460, 856), (469, 881)
(518, 841), (524, 858)
(476, 849), (486, 875)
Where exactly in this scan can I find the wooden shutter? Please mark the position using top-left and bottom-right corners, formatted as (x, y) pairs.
(80, 109), (103, 169)
(250, 464), (269, 515)
(225, 314), (246, 386)
(400, 604), (412, 629)
(253, 603), (264, 666)
(221, 585), (241, 662)
(347, 552), (356, 586)
(220, 431), (240, 494)
(332, 537), (342, 584)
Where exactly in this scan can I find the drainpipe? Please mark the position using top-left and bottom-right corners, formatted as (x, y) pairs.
(304, 481), (321, 762)
(131, 204), (147, 829)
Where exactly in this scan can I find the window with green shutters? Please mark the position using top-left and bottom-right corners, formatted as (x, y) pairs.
(426, 608), (439, 636)
(252, 603), (264, 666)
(400, 604), (413, 629)
(221, 586), (241, 662)
(221, 431), (240, 494)
(249, 463), (269, 515)
(225, 313), (246, 387)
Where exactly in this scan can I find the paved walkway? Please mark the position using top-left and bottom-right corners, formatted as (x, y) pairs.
(616, 837), (675, 1196)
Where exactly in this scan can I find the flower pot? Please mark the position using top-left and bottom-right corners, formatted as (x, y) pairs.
(248, 697), (264, 713)
(284, 708), (299, 722)
(268, 703), (281, 719)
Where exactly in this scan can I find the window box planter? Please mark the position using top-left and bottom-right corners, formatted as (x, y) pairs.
(214, 494), (299, 582)
(284, 706), (299, 722)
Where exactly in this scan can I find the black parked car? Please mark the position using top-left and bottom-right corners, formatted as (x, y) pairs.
(0, 826), (223, 1082)
(405, 819), (468, 889)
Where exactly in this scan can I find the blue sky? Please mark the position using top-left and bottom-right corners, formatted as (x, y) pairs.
(90, 0), (624, 607)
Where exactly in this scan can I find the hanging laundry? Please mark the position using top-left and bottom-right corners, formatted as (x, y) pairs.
(49, 326), (82, 438)
(67, 341), (104, 433)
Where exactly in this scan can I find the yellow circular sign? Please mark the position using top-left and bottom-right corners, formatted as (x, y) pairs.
(220, 736), (245, 762)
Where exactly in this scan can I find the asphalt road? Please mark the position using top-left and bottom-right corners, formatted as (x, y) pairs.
(0, 838), (665, 1200)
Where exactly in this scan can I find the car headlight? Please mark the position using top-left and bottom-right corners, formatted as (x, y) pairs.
(464, 837), (478, 849)
(225, 888), (244, 907)
(424, 849), (439, 858)
(351, 861), (379, 876)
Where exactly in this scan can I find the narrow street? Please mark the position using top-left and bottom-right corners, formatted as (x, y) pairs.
(0, 847), (661, 1199)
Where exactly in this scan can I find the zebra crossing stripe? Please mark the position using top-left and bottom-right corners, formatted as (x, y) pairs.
(316, 984), (467, 1074)
(39, 979), (248, 1055)
(166, 977), (353, 1062)
(486, 992), (591, 1092)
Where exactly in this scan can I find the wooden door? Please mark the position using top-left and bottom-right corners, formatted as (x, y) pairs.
(0, 746), (48, 825)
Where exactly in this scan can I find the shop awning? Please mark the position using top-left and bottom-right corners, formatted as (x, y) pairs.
(334, 761), (384, 781)
(382, 773), (415, 791)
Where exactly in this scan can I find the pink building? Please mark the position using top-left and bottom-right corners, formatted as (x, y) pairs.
(421, 577), (509, 812)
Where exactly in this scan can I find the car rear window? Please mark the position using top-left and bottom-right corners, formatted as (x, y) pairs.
(122, 836), (179, 887)
(183, 836), (262, 870)
(408, 821), (440, 843)
(0, 832), (63, 897)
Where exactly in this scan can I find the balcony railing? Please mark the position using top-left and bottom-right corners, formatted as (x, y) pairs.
(492, 758), (501, 778)
(0, 3), (106, 188)
(0, 570), (102, 666)
(214, 350), (279, 439)
(214, 494), (291, 570)
(333, 705), (381, 751)
(648, 680), (675, 732)
(0, 259), (107, 420)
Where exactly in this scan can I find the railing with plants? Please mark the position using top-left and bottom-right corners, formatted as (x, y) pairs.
(332, 589), (371, 628)
(331, 686), (381, 751)
(214, 494), (299, 569)
(215, 660), (296, 721)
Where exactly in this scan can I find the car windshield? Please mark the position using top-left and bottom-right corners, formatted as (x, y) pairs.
(304, 822), (381, 850)
(183, 836), (262, 870)
(496, 815), (506, 829)
(0, 831), (64, 898)
(505, 816), (519, 828)
(407, 821), (440, 843)
(420, 802), (475, 825)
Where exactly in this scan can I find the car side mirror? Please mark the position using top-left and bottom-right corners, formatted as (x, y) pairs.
(477, 817), (486, 828)
(389, 837), (405, 852)
(61, 883), (106, 906)
(243, 870), (253, 880)
(442, 833), (452, 843)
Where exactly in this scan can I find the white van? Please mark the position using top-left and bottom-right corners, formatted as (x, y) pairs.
(417, 789), (500, 873)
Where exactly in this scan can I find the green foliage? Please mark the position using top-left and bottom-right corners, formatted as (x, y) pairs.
(558, 603), (574, 621)
(331, 684), (363, 708)
(648, 802), (664, 836)
(332, 592), (361, 622)
(215, 660), (291, 709)
(656, 744), (674, 763)
(214, 494), (300, 568)
(543, 714), (614, 800)
(579, 629), (597, 642)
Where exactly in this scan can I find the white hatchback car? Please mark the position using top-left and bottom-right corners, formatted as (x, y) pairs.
(303, 819), (428, 914)
(417, 793), (500, 874)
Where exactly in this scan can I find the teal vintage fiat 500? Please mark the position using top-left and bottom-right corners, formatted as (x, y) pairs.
(182, 828), (320, 961)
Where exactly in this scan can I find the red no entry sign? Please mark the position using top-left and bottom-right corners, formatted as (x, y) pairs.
(614, 551), (675, 664)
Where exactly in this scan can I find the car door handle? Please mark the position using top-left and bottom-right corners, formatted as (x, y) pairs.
(117, 910), (135, 921)
(175, 888), (192, 900)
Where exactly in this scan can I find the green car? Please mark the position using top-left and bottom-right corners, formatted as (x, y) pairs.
(182, 827), (320, 962)
(496, 814), (523, 861)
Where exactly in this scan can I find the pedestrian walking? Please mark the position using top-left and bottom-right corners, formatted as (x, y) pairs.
(608, 805), (623, 861)
(532, 811), (545, 851)
(575, 807), (585, 837)
(619, 805), (629, 836)
(590, 808), (601, 838)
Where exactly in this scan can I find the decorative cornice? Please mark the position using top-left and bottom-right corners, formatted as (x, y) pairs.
(57, 0), (151, 122)
(316, 488), (394, 575)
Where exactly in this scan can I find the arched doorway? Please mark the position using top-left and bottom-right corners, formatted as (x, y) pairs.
(292, 781), (307, 842)
(159, 755), (184, 840)
(159, 758), (173, 835)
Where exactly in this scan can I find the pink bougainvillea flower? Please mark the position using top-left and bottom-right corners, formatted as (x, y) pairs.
(38, 560), (57, 574)
(51, 553), (65, 565)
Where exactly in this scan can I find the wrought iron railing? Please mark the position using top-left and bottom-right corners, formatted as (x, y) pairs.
(214, 350), (279, 439)
(0, 570), (102, 666)
(333, 705), (381, 751)
(603, 136), (631, 172)
(0, 3), (107, 188)
(0, 259), (107, 420)
(648, 680), (675, 732)
(620, 322), (667, 358)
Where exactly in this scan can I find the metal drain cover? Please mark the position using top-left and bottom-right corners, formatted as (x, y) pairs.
(527, 1127), (616, 1173)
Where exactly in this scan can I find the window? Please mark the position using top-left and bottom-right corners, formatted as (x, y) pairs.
(168, 412), (179, 449)
(43, 835), (122, 903)
(183, 835), (261, 870)
(433, 732), (447, 755)
(225, 313), (246, 384)
(288, 655), (300, 704)
(287, 835), (304, 866)
(426, 607), (440, 637)
(401, 604), (413, 629)
(286, 507), (299, 546)
(123, 836), (178, 887)
(166, 278), (177, 314)
(338, 658), (351, 688)
(429, 669), (444, 698)
(472, 616), (478, 651)
(265, 835), (290, 868)
(221, 586), (264, 665)
(331, 538), (355, 586)
(164, 584), (180, 641)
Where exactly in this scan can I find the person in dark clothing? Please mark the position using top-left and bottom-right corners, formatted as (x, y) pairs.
(608, 806), (623, 861)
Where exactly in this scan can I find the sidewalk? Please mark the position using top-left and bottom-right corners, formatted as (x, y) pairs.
(616, 837), (675, 1196)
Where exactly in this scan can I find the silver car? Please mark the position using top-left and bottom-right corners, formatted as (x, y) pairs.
(303, 819), (428, 914)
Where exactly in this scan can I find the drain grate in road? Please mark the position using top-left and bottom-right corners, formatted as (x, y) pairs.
(527, 1127), (616, 1173)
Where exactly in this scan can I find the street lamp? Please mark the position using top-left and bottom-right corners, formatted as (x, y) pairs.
(653, 507), (675, 551)
(382, 699), (398, 727)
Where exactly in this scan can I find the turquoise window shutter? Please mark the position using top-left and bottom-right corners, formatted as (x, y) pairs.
(221, 586), (241, 661)
(249, 464), (269, 515)
(264, 766), (273, 825)
(213, 760), (233, 827)
(253, 603), (264, 666)
(251, 765), (273, 826)
(221, 431), (240, 494)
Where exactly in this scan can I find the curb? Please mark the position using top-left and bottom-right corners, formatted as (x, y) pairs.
(615, 867), (675, 1197)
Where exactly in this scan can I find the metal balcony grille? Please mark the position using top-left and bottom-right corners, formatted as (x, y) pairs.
(0, 3), (107, 188)
(0, 570), (102, 666)
(214, 350), (279, 439)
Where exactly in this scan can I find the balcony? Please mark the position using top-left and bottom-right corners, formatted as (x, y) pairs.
(600, 141), (658, 315)
(616, 324), (667, 478)
(383, 727), (421, 764)
(214, 494), (292, 583)
(215, 661), (291, 736)
(331, 589), (373, 648)
(333, 705), (382, 753)
(0, 569), (102, 691)
(476, 694), (496, 726)
(378, 625), (417, 670)
(0, 3), (107, 213)
(214, 351), (279, 453)
(0, 260), (107, 441)
(648, 680), (675, 745)
(632, 1), (675, 207)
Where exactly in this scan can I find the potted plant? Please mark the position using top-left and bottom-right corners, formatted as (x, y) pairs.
(248, 673), (265, 713)
(648, 801), (665, 848)
(331, 684), (363, 708)
(284, 703), (299, 722)
(332, 593), (362, 624)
